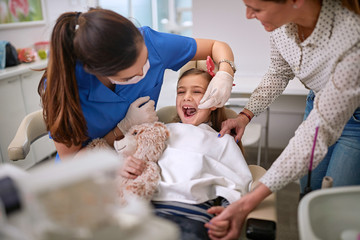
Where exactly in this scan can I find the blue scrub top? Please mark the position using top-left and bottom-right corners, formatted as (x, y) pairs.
(76, 26), (197, 143)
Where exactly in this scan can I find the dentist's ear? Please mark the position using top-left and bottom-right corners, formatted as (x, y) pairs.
(210, 106), (217, 111)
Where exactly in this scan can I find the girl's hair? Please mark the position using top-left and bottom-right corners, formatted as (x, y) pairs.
(261, 0), (360, 14)
(38, 8), (143, 147)
(175, 68), (244, 153)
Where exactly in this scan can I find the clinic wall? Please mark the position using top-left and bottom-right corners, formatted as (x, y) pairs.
(0, 0), (90, 48)
(192, 0), (271, 77)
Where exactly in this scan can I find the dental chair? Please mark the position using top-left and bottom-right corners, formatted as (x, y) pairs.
(157, 105), (277, 240)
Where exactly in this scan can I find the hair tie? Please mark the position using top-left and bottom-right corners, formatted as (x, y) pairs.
(206, 56), (215, 77)
(75, 12), (82, 31)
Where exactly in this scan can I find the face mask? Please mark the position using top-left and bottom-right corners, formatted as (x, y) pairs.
(109, 59), (150, 85)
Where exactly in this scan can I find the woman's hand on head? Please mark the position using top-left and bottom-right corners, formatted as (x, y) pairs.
(219, 115), (249, 143)
(119, 156), (145, 179)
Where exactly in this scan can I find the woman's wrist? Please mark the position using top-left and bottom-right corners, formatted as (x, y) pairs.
(113, 126), (124, 140)
(218, 59), (236, 75)
(247, 183), (272, 209)
(238, 108), (254, 123)
(239, 111), (252, 122)
(218, 60), (235, 76)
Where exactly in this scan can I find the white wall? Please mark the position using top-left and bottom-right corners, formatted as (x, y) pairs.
(0, 0), (90, 48)
(192, 0), (270, 77)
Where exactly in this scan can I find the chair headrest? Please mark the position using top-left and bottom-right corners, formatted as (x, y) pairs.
(179, 60), (219, 77)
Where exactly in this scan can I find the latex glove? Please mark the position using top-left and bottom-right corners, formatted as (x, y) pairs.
(117, 96), (158, 133)
(198, 71), (234, 109)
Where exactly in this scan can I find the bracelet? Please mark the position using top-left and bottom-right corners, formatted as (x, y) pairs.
(239, 111), (252, 122)
(218, 59), (236, 73)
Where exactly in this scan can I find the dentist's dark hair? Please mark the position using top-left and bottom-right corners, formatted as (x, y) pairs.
(38, 8), (144, 147)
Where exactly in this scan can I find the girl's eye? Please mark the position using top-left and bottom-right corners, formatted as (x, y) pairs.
(177, 91), (185, 94)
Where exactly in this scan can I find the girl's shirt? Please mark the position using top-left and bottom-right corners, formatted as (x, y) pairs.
(249, 0), (360, 192)
(75, 27), (197, 142)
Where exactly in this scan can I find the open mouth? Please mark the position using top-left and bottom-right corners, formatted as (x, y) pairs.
(182, 106), (197, 118)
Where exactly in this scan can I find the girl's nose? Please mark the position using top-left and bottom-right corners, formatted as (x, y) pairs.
(184, 91), (192, 101)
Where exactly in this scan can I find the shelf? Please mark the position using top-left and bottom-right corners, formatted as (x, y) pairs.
(0, 59), (48, 80)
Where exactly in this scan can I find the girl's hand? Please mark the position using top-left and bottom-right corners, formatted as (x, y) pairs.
(119, 156), (145, 179)
(205, 206), (230, 239)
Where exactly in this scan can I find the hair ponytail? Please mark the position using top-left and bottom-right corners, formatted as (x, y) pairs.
(342, 0), (360, 14)
(39, 12), (87, 147)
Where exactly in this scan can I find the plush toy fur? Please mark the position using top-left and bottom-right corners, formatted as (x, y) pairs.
(114, 122), (169, 202)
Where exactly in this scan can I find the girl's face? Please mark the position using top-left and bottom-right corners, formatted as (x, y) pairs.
(176, 74), (216, 126)
(243, 0), (293, 32)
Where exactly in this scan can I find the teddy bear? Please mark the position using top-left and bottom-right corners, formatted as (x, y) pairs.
(114, 122), (169, 203)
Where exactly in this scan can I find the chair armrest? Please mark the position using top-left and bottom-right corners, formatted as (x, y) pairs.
(8, 109), (48, 161)
(245, 165), (277, 240)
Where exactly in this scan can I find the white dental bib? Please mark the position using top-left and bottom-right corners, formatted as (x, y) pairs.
(152, 123), (253, 204)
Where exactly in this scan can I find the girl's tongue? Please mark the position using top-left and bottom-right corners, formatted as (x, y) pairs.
(183, 107), (197, 117)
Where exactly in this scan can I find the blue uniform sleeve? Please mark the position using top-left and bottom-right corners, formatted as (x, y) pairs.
(141, 27), (197, 71)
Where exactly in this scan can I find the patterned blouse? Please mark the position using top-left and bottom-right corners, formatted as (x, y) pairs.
(246, 0), (360, 192)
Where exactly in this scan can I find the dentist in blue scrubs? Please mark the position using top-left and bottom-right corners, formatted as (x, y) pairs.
(38, 8), (236, 161)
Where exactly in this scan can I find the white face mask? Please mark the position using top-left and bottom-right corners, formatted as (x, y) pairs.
(109, 59), (150, 85)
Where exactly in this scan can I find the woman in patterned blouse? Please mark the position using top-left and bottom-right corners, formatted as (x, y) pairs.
(207, 0), (360, 239)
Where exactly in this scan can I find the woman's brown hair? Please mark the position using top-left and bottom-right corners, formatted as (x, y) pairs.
(174, 68), (245, 153)
(38, 8), (143, 147)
